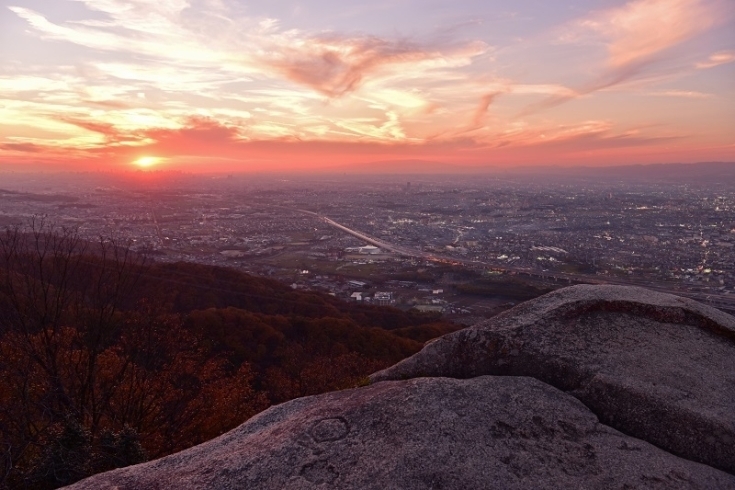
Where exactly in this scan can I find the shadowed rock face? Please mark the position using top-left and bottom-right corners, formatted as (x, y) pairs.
(371, 284), (735, 475)
(65, 285), (735, 489)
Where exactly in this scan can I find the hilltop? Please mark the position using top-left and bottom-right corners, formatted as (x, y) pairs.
(0, 227), (459, 489)
(64, 285), (735, 489)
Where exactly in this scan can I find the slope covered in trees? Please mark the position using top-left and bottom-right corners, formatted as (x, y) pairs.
(0, 223), (460, 489)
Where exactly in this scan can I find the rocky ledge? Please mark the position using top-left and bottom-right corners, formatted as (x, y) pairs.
(66, 285), (735, 489)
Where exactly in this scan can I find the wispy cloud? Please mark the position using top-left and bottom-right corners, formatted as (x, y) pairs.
(592, 0), (717, 68)
(5, 0), (489, 151)
(2, 0), (732, 170)
(696, 50), (735, 69)
(7, 2), (486, 98)
(261, 35), (486, 97)
(527, 0), (726, 113)
(0, 142), (44, 153)
(472, 92), (501, 126)
(647, 90), (713, 98)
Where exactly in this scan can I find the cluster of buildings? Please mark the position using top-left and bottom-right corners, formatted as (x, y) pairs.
(1, 172), (733, 316)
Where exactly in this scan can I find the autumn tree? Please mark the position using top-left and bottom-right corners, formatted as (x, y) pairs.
(0, 221), (264, 489)
(0, 219), (459, 489)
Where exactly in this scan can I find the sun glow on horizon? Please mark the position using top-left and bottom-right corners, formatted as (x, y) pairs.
(1, 0), (733, 171)
(133, 156), (161, 168)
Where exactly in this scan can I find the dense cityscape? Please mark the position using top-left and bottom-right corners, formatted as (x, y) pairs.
(2, 167), (734, 317)
(3, 0), (734, 486)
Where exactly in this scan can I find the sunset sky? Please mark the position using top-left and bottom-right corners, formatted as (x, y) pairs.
(1, 0), (733, 173)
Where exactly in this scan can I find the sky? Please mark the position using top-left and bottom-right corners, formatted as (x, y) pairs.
(0, 0), (733, 173)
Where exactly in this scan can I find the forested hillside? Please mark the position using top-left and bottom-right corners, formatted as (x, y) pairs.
(0, 224), (460, 489)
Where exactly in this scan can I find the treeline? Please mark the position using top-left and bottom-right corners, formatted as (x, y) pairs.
(0, 223), (460, 489)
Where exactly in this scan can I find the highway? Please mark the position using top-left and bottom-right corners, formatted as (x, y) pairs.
(300, 209), (735, 314)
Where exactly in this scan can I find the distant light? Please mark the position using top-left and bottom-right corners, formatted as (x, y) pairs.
(133, 156), (160, 168)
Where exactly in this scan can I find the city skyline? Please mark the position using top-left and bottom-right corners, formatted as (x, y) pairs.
(1, 0), (734, 173)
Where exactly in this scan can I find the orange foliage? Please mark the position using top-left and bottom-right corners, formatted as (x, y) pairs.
(0, 223), (457, 489)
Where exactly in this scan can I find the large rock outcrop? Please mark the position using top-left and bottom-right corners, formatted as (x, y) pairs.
(372, 285), (735, 475)
(65, 285), (735, 489)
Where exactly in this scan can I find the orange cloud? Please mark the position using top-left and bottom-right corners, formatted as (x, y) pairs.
(472, 92), (501, 127)
(0, 142), (44, 153)
(4, 1), (732, 171)
(8, 3), (486, 101)
(527, 0), (725, 114)
(0, 119), (723, 173)
(141, 117), (243, 153)
(598, 0), (717, 68)
(29, 116), (685, 172)
(56, 118), (130, 144)
(262, 35), (486, 97)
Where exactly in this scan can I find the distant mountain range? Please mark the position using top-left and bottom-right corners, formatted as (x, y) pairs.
(329, 160), (735, 183)
(515, 161), (735, 183)
(3, 160), (733, 184)
(335, 159), (469, 174)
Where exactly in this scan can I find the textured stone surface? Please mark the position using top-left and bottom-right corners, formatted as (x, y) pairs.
(64, 285), (735, 489)
(371, 284), (735, 474)
(65, 376), (735, 490)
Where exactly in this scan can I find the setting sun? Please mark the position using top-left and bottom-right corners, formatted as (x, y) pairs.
(133, 156), (161, 168)
(1, 0), (733, 172)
